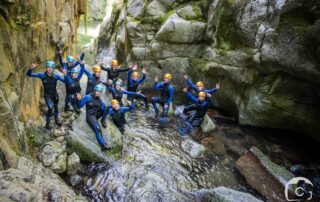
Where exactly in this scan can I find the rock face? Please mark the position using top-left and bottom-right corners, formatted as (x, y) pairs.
(235, 146), (295, 201)
(96, 0), (320, 140)
(0, 157), (85, 201)
(0, 0), (86, 167)
(89, 0), (106, 20)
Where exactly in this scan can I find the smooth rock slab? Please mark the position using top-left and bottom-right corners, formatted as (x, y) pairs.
(201, 114), (216, 133)
(181, 138), (206, 158)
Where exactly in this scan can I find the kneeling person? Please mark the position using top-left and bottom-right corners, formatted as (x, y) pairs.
(76, 85), (111, 150)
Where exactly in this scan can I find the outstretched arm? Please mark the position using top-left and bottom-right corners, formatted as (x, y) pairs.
(26, 64), (45, 79)
(77, 94), (92, 108)
(205, 88), (218, 94)
(154, 82), (163, 91)
(120, 104), (136, 113)
(58, 51), (65, 67)
(54, 74), (65, 83)
(138, 73), (146, 84)
(185, 91), (198, 103)
(127, 70), (133, 84)
(118, 67), (130, 72)
(83, 65), (93, 79)
(64, 71), (73, 84)
(186, 79), (198, 92)
(77, 63), (85, 80)
(121, 89), (138, 96)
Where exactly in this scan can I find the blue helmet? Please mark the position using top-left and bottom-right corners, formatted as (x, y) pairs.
(67, 56), (74, 63)
(115, 81), (121, 86)
(45, 61), (55, 68)
(94, 85), (103, 92)
(70, 68), (80, 74)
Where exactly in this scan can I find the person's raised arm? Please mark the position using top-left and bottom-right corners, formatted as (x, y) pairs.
(121, 101), (136, 113)
(83, 64), (93, 79)
(26, 63), (45, 79)
(58, 50), (65, 67)
(63, 69), (72, 84)
(205, 83), (220, 94)
(77, 62), (85, 80)
(76, 93), (91, 108)
(184, 75), (197, 92)
(185, 90), (198, 103)
(127, 69), (133, 84)
(138, 68), (146, 84)
(153, 76), (162, 91)
(121, 89), (138, 96)
(54, 74), (65, 84)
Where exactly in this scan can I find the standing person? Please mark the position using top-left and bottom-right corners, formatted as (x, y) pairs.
(151, 73), (174, 126)
(178, 89), (210, 135)
(106, 99), (136, 133)
(103, 81), (141, 106)
(63, 62), (85, 113)
(75, 85), (112, 150)
(26, 61), (64, 129)
(83, 65), (103, 95)
(101, 60), (130, 84)
(127, 64), (149, 110)
(58, 50), (85, 75)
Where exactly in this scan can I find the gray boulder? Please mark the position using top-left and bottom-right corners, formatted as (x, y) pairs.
(181, 138), (206, 158)
(67, 152), (81, 175)
(201, 114), (216, 133)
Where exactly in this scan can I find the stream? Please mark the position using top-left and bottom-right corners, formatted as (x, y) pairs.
(72, 19), (320, 202)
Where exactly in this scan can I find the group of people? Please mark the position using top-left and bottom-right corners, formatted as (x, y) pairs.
(27, 50), (220, 150)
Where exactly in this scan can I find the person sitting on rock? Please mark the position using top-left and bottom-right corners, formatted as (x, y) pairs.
(127, 64), (149, 110)
(178, 89), (210, 135)
(100, 59), (130, 84)
(58, 50), (85, 75)
(151, 73), (174, 126)
(63, 62), (85, 113)
(83, 65), (103, 95)
(75, 85), (112, 150)
(27, 61), (65, 129)
(106, 99), (136, 133)
(103, 81), (141, 106)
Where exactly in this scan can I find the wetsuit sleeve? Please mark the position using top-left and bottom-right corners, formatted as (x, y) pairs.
(205, 88), (218, 94)
(54, 74), (65, 83)
(186, 91), (198, 103)
(79, 52), (85, 61)
(100, 100), (107, 111)
(138, 73), (146, 84)
(59, 54), (65, 68)
(128, 70), (133, 84)
(73, 60), (80, 67)
(83, 66), (93, 79)
(199, 100), (209, 108)
(121, 104), (136, 113)
(77, 94), (92, 108)
(77, 63), (85, 80)
(107, 86), (116, 94)
(121, 89), (137, 96)
(26, 69), (45, 79)
(154, 82), (163, 91)
(101, 65), (109, 71)
(64, 72), (72, 84)
(186, 79), (198, 92)
(166, 85), (174, 105)
(118, 67), (130, 72)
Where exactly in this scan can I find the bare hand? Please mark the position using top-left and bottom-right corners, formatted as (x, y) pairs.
(216, 83), (220, 90)
(127, 101), (132, 106)
(137, 91), (141, 95)
(108, 79), (113, 85)
(81, 60), (85, 65)
(183, 88), (188, 93)
(59, 50), (63, 55)
(155, 76), (158, 82)
(62, 69), (67, 76)
(30, 63), (38, 70)
(164, 104), (168, 109)
(184, 75), (188, 79)
(76, 93), (81, 100)
(132, 64), (138, 70)
(207, 94), (212, 98)
(142, 68), (146, 74)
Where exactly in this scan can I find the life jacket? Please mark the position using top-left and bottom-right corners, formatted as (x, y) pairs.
(42, 72), (58, 97)
(67, 77), (81, 95)
(112, 89), (123, 102)
(86, 75), (101, 94)
(111, 109), (126, 128)
(160, 83), (171, 102)
(127, 80), (139, 92)
(85, 94), (102, 116)
(195, 100), (209, 118)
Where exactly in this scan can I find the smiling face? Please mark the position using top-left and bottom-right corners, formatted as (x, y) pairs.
(132, 75), (138, 81)
(94, 91), (101, 97)
(115, 85), (121, 91)
(46, 67), (54, 74)
(199, 95), (206, 101)
(95, 72), (101, 77)
(164, 77), (170, 83)
(67, 62), (73, 67)
(112, 102), (120, 110)
(72, 72), (78, 79)
(198, 86), (204, 91)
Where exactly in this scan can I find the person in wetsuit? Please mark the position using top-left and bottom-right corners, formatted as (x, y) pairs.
(178, 90), (210, 135)
(101, 60), (130, 84)
(26, 61), (64, 129)
(75, 85), (112, 150)
(84, 65), (103, 95)
(151, 73), (174, 126)
(106, 99), (136, 133)
(104, 81), (141, 106)
(183, 75), (220, 114)
(127, 64), (149, 110)
(63, 62), (85, 113)
(58, 50), (85, 75)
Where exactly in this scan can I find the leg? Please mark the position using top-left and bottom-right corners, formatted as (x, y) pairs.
(183, 104), (197, 115)
(44, 97), (54, 129)
(86, 115), (111, 150)
(97, 109), (107, 128)
(161, 102), (168, 127)
(151, 97), (161, 117)
(70, 94), (80, 114)
(136, 94), (149, 110)
(64, 94), (71, 111)
(52, 95), (62, 126)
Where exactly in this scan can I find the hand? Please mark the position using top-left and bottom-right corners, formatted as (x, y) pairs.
(127, 101), (132, 106)
(76, 93), (81, 100)
(59, 50), (63, 55)
(216, 83), (220, 90)
(101, 78), (106, 83)
(155, 76), (158, 82)
(132, 64), (138, 70)
(63, 59), (67, 63)
(81, 60), (85, 65)
(137, 91), (141, 95)
(62, 68), (67, 76)
(183, 88), (188, 93)
(108, 79), (113, 85)
(76, 54), (80, 61)
(207, 94), (212, 98)
(142, 68), (146, 74)
(184, 75), (188, 79)
(164, 104), (168, 109)
(30, 63), (38, 70)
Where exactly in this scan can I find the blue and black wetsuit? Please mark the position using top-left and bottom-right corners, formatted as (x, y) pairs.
(152, 81), (174, 118)
(77, 94), (110, 148)
(126, 70), (148, 108)
(103, 84), (139, 106)
(184, 92), (209, 127)
(101, 65), (130, 83)
(59, 53), (85, 75)
(64, 64), (85, 112)
(107, 104), (136, 133)
(83, 68), (102, 95)
(26, 69), (65, 126)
